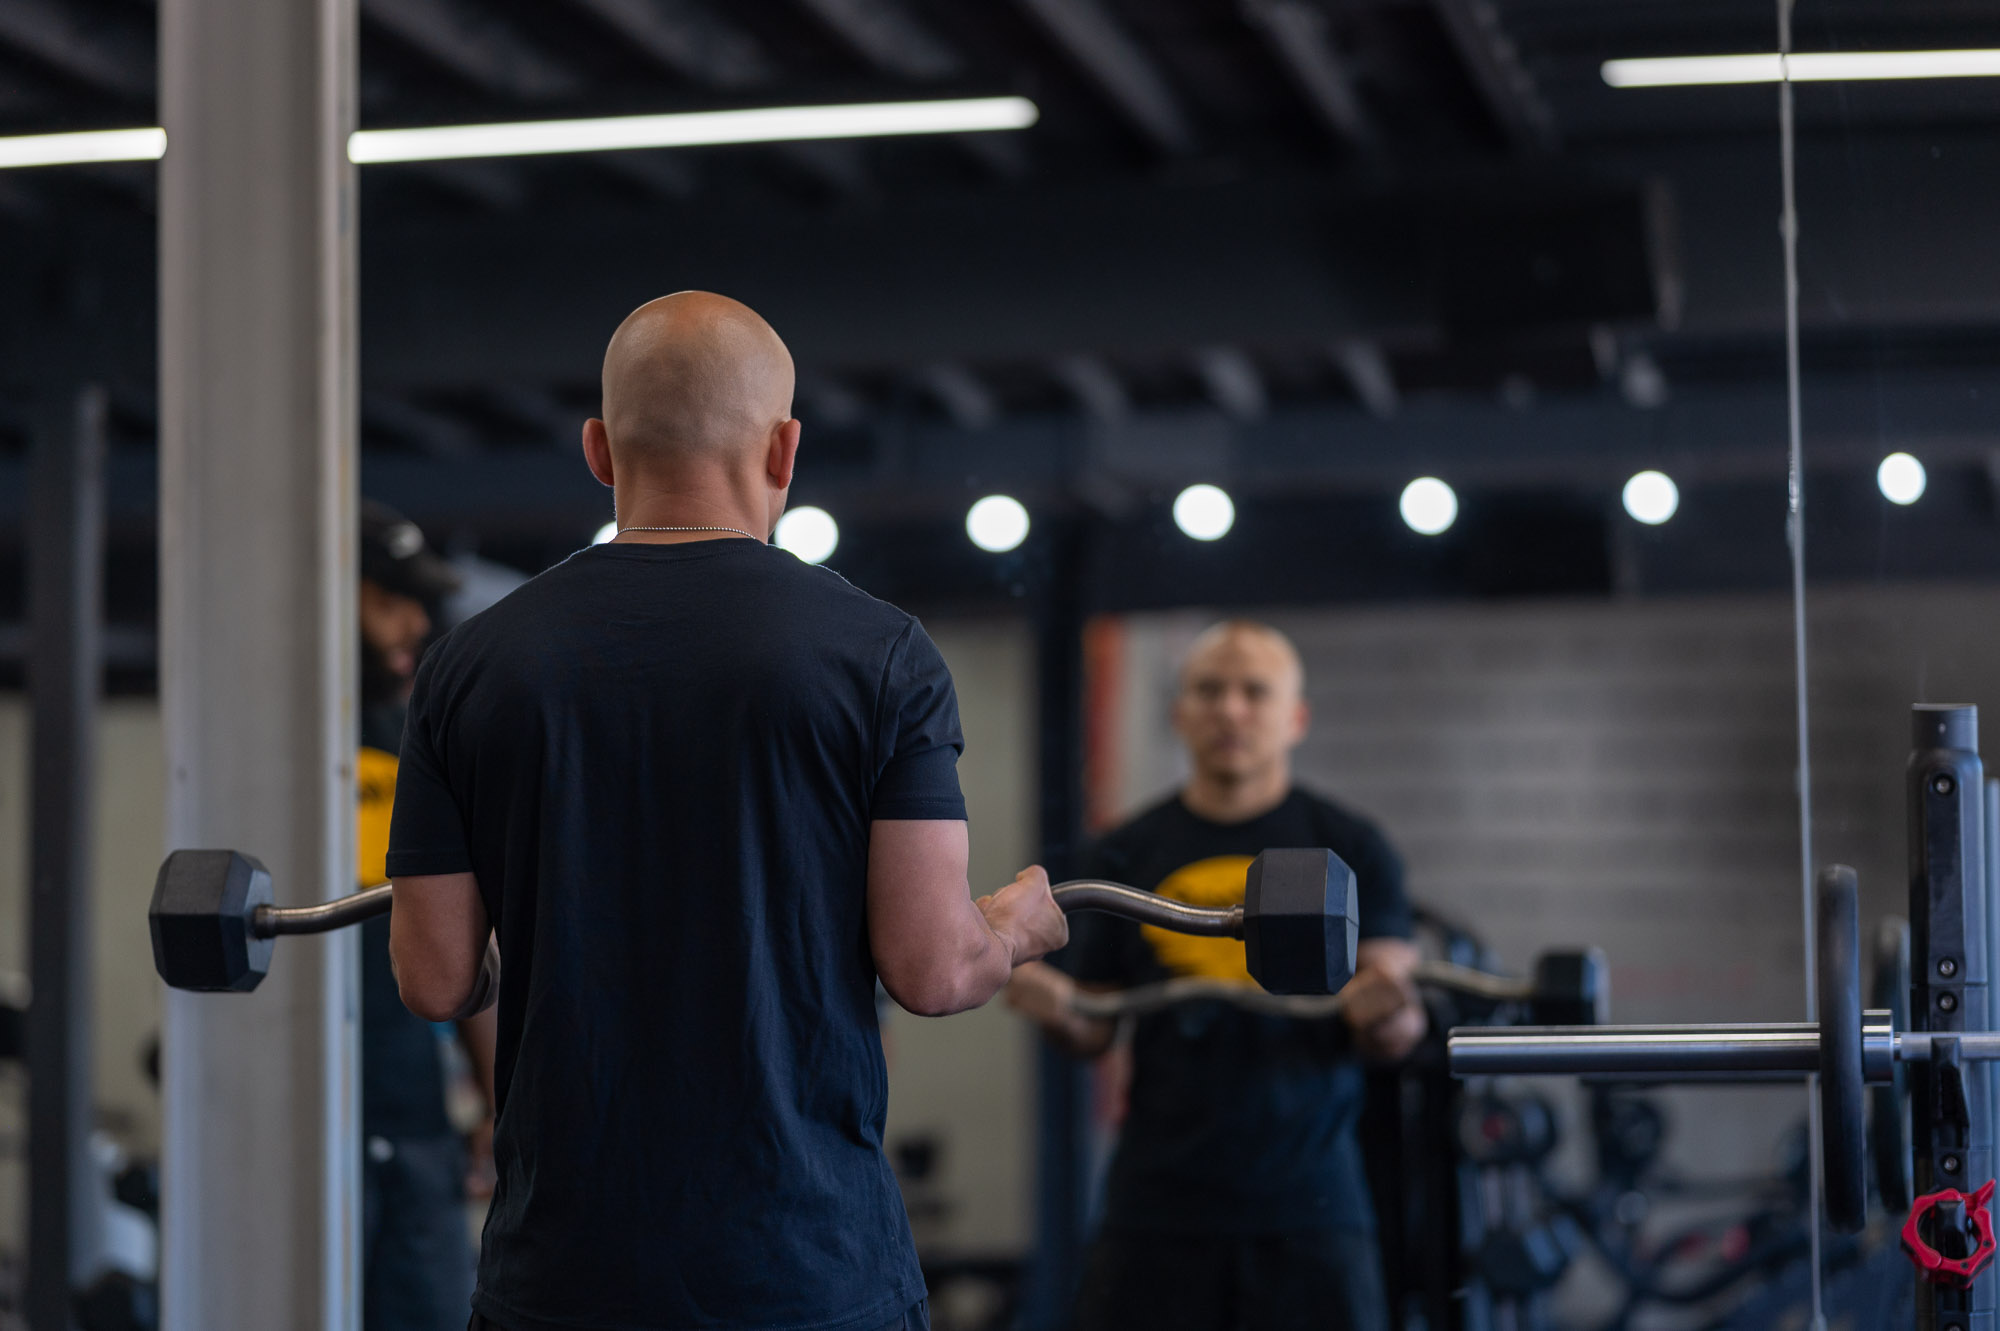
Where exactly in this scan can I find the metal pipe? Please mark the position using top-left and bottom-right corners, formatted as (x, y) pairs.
(1449, 1024), (1824, 1077)
(1052, 880), (1243, 937)
(253, 884), (392, 938)
(1419, 959), (1534, 1003)
(1897, 1031), (2000, 1062)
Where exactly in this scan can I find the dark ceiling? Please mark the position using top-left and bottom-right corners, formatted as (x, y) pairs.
(1, 0), (1998, 634)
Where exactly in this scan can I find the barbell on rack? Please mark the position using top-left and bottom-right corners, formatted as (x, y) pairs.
(1448, 865), (1995, 1234)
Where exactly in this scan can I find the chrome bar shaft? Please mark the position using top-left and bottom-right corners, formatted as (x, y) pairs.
(1051, 881), (1243, 937)
(1449, 1023), (1824, 1077)
(252, 883), (393, 938)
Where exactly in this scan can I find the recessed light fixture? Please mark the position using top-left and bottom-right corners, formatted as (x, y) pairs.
(1603, 50), (2000, 88)
(1621, 470), (1680, 525)
(1173, 484), (1236, 541)
(1877, 453), (1927, 506)
(966, 495), (1030, 553)
(0, 96), (1039, 171)
(775, 507), (839, 564)
(1399, 478), (1457, 536)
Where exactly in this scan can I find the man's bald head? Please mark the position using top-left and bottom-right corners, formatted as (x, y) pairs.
(600, 291), (795, 472)
(1179, 620), (1305, 699)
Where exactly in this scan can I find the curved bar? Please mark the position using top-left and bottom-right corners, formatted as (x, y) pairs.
(1067, 958), (1530, 1022)
(1071, 979), (1345, 1020)
(1418, 960), (1533, 1003)
(1051, 880), (1243, 937)
(253, 883), (394, 938)
(1449, 1023), (1824, 1078)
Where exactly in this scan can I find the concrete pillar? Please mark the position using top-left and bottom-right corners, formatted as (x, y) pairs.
(157, 0), (360, 1325)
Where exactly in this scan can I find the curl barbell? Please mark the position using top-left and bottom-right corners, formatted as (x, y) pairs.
(149, 846), (1363, 997)
(1065, 951), (1608, 1025)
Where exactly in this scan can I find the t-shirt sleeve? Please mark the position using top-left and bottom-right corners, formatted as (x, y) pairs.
(870, 619), (968, 822)
(384, 657), (473, 878)
(1344, 819), (1414, 942)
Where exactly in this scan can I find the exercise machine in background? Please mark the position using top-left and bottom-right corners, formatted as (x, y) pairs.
(1453, 703), (2000, 1330)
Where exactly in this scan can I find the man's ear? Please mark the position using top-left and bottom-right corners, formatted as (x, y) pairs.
(583, 418), (615, 488)
(767, 417), (802, 490)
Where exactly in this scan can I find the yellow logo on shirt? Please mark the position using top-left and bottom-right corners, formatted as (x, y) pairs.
(1142, 855), (1257, 985)
(357, 745), (399, 887)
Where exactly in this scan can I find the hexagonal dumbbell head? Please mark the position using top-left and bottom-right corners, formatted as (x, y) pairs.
(1528, 949), (1611, 1026)
(1241, 848), (1359, 995)
(149, 850), (275, 992)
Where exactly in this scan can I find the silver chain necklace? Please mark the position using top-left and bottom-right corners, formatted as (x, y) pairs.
(612, 524), (763, 542)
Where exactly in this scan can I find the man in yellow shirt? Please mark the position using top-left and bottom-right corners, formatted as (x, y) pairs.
(357, 501), (496, 1331)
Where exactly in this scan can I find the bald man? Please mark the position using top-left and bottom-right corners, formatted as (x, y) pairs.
(1008, 621), (1423, 1331)
(384, 292), (1068, 1331)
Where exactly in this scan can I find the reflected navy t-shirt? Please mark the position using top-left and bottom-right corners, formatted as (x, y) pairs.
(1065, 789), (1412, 1234)
(385, 538), (965, 1331)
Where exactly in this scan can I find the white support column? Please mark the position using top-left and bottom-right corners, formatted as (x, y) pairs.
(158, 0), (359, 1327)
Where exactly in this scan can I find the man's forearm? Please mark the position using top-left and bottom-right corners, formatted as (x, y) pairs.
(888, 913), (1014, 1017)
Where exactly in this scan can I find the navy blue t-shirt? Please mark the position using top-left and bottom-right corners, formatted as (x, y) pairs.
(1066, 789), (1412, 1235)
(386, 538), (965, 1331)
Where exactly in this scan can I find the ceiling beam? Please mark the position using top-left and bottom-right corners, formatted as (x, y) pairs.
(799, 374), (869, 428)
(1053, 355), (1129, 423)
(11, 367), (2000, 542)
(1243, 1), (1378, 153)
(795, 0), (961, 81)
(1328, 340), (1399, 418)
(0, 0), (151, 96)
(779, 141), (873, 198)
(790, 0), (1019, 180)
(362, 0), (578, 100)
(594, 151), (700, 201)
(339, 173), (1676, 388)
(1014, 0), (1195, 154)
(415, 160), (528, 211)
(571, 0), (878, 197)
(568, 0), (774, 88)
(480, 385), (580, 442)
(920, 364), (998, 430)
(362, 393), (478, 459)
(1431, 0), (1557, 155)
(1193, 346), (1268, 421)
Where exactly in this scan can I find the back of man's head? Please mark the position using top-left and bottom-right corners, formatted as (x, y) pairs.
(600, 291), (795, 475)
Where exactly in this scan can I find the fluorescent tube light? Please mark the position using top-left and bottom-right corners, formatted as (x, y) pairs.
(1604, 49), (2000, 88)
(348, 95), (1039, 164)
(0, 127), (166, 170)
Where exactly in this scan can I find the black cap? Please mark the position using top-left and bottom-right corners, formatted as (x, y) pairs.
(360, 500), (462, 603)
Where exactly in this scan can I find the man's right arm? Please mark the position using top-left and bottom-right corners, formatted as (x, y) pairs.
(868, 819), (1069, 1017)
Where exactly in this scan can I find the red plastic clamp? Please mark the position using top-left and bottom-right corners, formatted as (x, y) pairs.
(1902, 1180), (1998, 1289)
